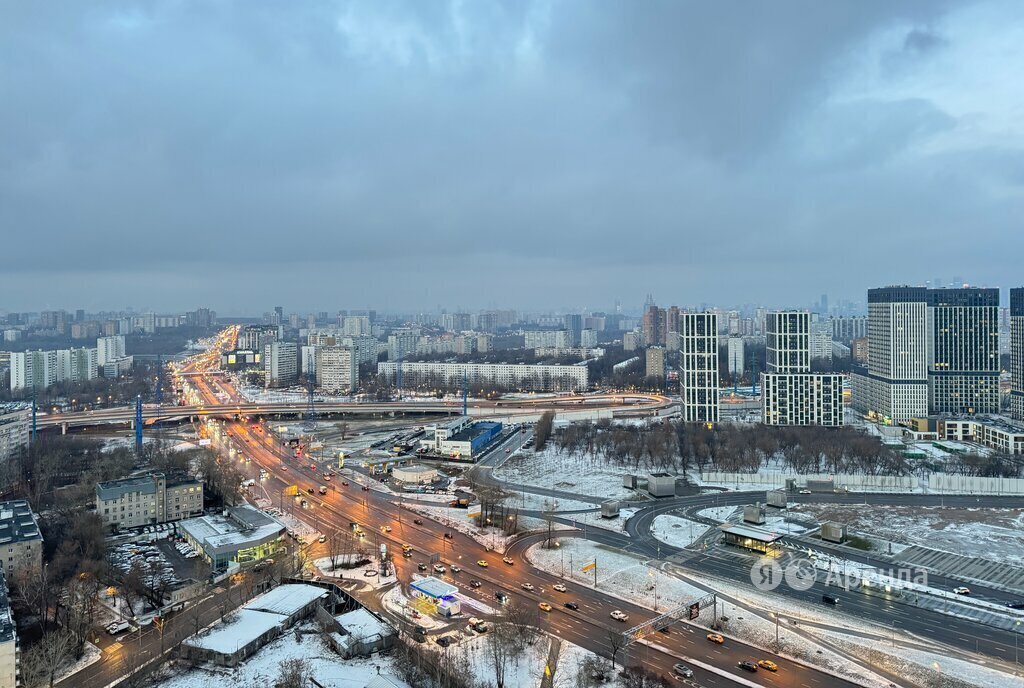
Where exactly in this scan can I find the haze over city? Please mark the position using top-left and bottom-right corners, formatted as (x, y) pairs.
(3, 1), (1024, 312)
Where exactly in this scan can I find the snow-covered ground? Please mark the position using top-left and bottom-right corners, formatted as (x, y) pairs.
(696, 505), (739, 522)
(455, 631), (553, 688)
(788, 503), (1024, 566)
(501, 492), (599, 513)
(161, 622), (409, 688)
(493, 446), (644, 501)
(565, 508), (639, 535)
(403, 503), (521, 553)
(650, 515), (711, 549)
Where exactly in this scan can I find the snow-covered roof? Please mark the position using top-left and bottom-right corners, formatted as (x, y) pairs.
(719, 523), (784, 542)
(410, 576), (458, 600)
(184, 608), (282, 654)
(335, 608), (393, 643)
(178, 505), (284, 556)
(243, 584), (327, 616)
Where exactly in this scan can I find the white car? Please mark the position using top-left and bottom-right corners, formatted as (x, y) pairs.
(798, 489), (812, 494)
(521, 582), (535, 591)
(552, 584), (567, 593)
(609, 610), (628, 622)
(953, 586), (971, 595)
(433, 564), (446, 574)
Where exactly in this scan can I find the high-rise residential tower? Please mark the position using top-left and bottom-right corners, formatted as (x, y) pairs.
(679, 313), (719, 423)
(852, 286), (929, 423)
(1011, 288), (1024, 421)
(926, 288), (1000, 414)
(762, 311), (843, 426)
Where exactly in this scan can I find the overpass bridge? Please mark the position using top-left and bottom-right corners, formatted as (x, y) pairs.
(36, 394), (674, 431)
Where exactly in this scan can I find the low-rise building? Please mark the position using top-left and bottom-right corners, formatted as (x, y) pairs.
(0, 501), (43, 580)
(178, 505), (285, 570)
(392, 465), (438, 485)
(420, 416), (503, 459)
(96, 473), (204, 531)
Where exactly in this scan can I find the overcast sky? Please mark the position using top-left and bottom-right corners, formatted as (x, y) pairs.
(2, 1), (1022, 315)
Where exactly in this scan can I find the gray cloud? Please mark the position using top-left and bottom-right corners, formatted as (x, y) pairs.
(1, 0), (1020, 314)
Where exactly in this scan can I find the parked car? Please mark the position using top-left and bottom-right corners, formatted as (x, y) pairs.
(435, 636), (454, 648)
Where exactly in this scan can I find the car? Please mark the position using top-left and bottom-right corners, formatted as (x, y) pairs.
(1005, 600), (1024, 609)
(444, 532), (453, 539)
(402, 544), (412, 552)
(281, 465), (288, 471)
(341, 481), (349, 486)
(477, 560), (489, 568)
(469, 580), (482, 588)
(757, 660), (778, 672)
(706, 633), (725, 644)
(361, 486), (370, 491)
(450, 565), (461, 573)
(798, 489), (812, 494)
(402, 550), (412, 558)
(538, 602), (552, 612)
(495, 592), (509, 605)
(433, 564), (446, 574)
(953, 586), (971, 595)
(521, 582), (535, 591)
(418, 563), (428, 572)
(435, 636), (454, 648)
(552, 583), (567, 592)
(671, 663), (694, 679)
(471, 620), (488, 632)
(564, 602), (579, 611)
(737, 661), (758, 673)
(821, 594), (839, 605)
(323, 474), (331, 481)
(318, 535), (326, 543)
(355, 529), (365, 538)
(414, 519), (423, 525)
(609, 610), (628, 622)
(381, 525), (392, 533)
(502, 557), (514, 565)
(307, 488), (314, 494)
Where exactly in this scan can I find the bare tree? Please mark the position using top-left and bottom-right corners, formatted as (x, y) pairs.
(486, 623), (515, 688)
(606, 629), (626, 670)
(274, 658), (311, 688)
(22, 629), (75, 688)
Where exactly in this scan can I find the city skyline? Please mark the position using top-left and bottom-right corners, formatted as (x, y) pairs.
(3, 2), (1023, 310)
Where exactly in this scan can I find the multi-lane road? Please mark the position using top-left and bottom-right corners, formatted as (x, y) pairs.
(183, 363), (862, 687)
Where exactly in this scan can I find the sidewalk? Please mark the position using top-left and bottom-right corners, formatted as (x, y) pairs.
(540, 637), (561, 688)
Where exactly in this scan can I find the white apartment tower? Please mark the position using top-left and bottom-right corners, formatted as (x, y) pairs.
(726, 336), (745, 377)
(96, 335), (126, 366)
(679, 313), (719, 423)
(851, 287), (929, 423)
(766, 311), (810, 373)
(316, 346), (357, 394)
(763, 311), (843, 426)
(263, 341), (298, 388)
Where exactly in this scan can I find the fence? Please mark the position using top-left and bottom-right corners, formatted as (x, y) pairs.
(700, 471), (1024, 495)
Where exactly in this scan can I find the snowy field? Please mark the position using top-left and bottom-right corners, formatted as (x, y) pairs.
(565, 507), (639, 534)
(493, 446), (644, 501)
(455, 631), (553, 688)
(650, 515), (712, 549)
(788, 503), (1024, 566)
(160, 622), (408, 688)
